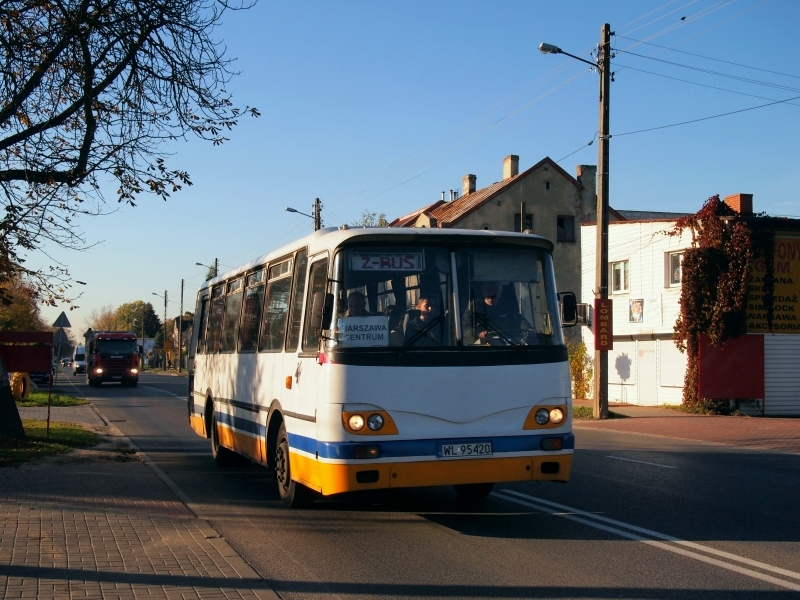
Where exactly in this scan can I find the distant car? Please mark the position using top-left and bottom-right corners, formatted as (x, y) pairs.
(61, 358), (71, 367)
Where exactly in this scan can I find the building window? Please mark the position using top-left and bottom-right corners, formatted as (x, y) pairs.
(669, 252), (684, 285)
(611, 260), (630, 293)
(557, 216), (575, 242)
(545, 181), (551, 191)
(514, 213), (533, 233)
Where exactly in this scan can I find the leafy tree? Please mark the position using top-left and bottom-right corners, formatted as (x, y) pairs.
(0, 277), (49, 331)
(352, 210), (388, 228)
(115, 301), (161, 337)
(0, 0), (259, 304)
(85, 304), (117, 331)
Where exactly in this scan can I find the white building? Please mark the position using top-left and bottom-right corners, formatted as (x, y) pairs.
(581, 214), (690, 406)
(581, 195), (800, 415)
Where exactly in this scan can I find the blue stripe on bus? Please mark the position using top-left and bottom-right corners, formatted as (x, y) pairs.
(215, 410), (266, 438)
(288, 433), (575, 459)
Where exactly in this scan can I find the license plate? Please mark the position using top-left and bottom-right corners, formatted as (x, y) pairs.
(438, 442), (492, 458)
(111, 375), (121, 379)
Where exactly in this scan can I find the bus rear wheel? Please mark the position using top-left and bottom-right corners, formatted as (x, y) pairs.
(454, 482), (494, 501)
(211, 412), (235, 467)
(274, 422), (314, 508)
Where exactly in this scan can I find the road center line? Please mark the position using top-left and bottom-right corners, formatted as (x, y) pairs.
(140, 385), (180, 397)
(493, 489), (800, 590)
(606, 455), (677, 469)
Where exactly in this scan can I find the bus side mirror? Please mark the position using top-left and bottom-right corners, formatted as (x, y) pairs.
(309, 291), (333, 331)
(559, 292), (578, 327)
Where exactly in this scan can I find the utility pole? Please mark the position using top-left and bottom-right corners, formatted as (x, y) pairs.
(313, 198), (321, 231)
(162, 290), (168, 371)
(214, 258), (218, 278)
(593, 23), (612, 420)
(178, 279), (184, 373)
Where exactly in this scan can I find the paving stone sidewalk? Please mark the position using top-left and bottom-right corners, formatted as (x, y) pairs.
(17, 404), (106, 426)
(575, 403), (800, 454)
(2, 409), (278, 599)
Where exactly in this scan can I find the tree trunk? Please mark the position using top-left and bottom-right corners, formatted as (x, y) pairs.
(0, 355), (26, 439)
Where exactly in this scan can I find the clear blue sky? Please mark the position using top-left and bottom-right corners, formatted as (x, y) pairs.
(39, 0), (800, 329)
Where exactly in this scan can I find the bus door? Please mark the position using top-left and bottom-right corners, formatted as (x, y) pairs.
(282, 254), (328, 424)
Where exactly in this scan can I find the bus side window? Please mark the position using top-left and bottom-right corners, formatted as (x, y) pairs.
(219, 278), (244, 353)
(285, 249), (308, 352)
(303, 259), (329, 350)
(238, 270), (264, 352)
(259, 259), (293, 352)
(194, 296), (208, 355)
(207, 284), (225, 354)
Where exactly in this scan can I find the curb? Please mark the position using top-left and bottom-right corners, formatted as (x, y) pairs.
(89, 401), (280, 600)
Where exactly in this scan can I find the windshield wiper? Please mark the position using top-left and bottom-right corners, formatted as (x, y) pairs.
(473, 313), (522, 350)
(402, 315), (443, 348)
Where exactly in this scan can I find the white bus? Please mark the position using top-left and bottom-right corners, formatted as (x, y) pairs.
(187, 227), (577, 507)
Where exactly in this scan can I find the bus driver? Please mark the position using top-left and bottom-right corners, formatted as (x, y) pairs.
(462, 281), (537, 345)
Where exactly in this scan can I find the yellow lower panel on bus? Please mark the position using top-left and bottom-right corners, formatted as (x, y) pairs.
(289, 451), (572, 496)
(217, 423), (266, 465)
(190, 414), (206, 438)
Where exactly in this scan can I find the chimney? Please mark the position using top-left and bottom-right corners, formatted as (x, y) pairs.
(724, 193), (753, 215)
(463, 174), (476, 196)
(503, 155), (519, 180)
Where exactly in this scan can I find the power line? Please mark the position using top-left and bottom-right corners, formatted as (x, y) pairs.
(615, 34), (800, 80)
(616, 49), (800, 93)
(556, 132), (598, 164)
(613, 62), (800, 106)
(613, 94), (800, 137)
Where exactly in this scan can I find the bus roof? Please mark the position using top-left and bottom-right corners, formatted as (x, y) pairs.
(199, 227), (555, 291)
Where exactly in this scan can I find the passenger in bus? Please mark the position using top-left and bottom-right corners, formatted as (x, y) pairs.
(383, 304), (405, 346)
(343, 291), (372, 317)
(403, 297), (440, 346)
(462, 281), (536, 345)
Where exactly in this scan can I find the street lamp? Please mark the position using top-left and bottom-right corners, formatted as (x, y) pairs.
(196, 259), (218, 278)
(540, 23), (612, 420)
(152, 291), (168, 371)
(286, 199), (321, 231)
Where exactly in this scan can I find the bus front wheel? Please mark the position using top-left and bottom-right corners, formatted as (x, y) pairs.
(275, 422), (314, 508)
(454, 482), (494, 501)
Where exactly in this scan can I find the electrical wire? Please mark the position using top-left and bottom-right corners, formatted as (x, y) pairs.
(616, 33), (799, 80)
(613, 62), (800, 106)
(555, 133), (598, 165)
(616, 49), (800, 93)
(612, 94), (800, 137)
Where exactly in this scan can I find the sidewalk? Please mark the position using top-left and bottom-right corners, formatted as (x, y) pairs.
(2, 405), (277, 599)
(574, 401), (800, 455)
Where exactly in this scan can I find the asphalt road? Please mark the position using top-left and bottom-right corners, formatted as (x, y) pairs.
(59, 371), (800, 599)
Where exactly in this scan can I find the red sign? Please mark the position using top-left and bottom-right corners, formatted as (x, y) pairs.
(594, 299), (613, 351)
(698, 334), (764, 399)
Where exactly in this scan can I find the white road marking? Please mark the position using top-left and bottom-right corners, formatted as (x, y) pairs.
(606, 455), (677, 469)
(140, 385), (181, 397)
(493, 489), (800, 591)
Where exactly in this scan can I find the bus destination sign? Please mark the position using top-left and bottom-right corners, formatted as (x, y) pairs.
(351, 253), (423, 271)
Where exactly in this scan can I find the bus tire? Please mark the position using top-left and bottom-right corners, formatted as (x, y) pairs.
(275, 422), (314, 508)
(453, 482), (494, 501)
(211, 412), (234, 467)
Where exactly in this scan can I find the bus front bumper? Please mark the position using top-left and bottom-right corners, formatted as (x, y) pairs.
(290, 452), (573, 496)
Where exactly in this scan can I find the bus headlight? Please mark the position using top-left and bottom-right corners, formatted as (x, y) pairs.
(367, 414), (384, 431)
(535, 408), (550, 425)
(549, 407), (565, 424)
(348, 414), (365, 431)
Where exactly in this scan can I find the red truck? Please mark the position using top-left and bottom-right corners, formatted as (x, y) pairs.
(84, 330), (139, 387)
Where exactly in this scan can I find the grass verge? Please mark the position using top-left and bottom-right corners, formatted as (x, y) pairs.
(16, 389), (87, 407)
(0, 419), (101, 465)
(573, 406), (630, 420)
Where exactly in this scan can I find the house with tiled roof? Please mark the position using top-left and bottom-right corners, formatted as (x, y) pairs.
(390, 154), (610, 305)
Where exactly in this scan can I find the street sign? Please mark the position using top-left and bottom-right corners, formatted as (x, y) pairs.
(593, 299), (613, 351)
(52, 312), (71, 328)
(53, 329), (70, 346)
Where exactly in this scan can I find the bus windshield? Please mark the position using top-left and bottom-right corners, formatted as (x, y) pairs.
(327, 244), (562, 349)
(96, 340), (137, 355)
